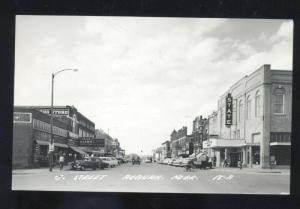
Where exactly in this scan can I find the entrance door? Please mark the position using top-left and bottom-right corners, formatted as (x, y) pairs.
(230, 152), (242, 167)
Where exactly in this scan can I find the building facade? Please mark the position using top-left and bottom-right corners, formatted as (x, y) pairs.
(192, 116), (208, 155)
(203, 65), (292, 169)
(13, 106), (96, 168)
(170, 127), (189, 158)
(161, 141), (171, 159)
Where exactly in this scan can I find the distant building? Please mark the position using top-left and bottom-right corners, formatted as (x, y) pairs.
(203, 65), (292, 169)
(192, 116), (207, 155)
(161, 140), (171, 158)
(170, 126), (188, 158)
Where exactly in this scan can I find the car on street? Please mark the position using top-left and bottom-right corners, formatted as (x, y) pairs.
(100, 157), (119, 167)
(132, 157), (141, 165)
(181, 157), (196, 167)
(193, 154), (213, 169)
(160, 158), (168, 164)
(168, 158), (176, 165)
(116, 157), (125, 164)
(72, 157), (108, 170)
(144, 158), (152, 163)
(172, 157), (184, 167)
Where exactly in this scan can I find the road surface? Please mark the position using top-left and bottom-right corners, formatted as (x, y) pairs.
(12, 162), (290, 194)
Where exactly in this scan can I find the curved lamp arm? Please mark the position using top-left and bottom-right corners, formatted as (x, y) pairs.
(53, 69), (78, 77)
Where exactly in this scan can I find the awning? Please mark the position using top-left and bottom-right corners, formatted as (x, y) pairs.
(270, 142), (291, 146)
(69, 146), (87, 155)
(36, 140), (68, 148)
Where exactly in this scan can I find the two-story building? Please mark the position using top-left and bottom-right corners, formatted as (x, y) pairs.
(203, 64), (292, 169)
(13, 105), (95, 168)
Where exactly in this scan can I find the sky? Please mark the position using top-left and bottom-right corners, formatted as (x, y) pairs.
(14, 16), (293, 155)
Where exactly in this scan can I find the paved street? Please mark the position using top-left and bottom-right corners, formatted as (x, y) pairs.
(12, 162), (290, 194)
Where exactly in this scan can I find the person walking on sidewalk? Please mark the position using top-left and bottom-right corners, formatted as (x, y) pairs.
(238, 160), (243, 169)
(59, 154), (65, 170)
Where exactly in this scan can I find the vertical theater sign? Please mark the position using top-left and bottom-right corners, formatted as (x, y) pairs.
(225, 93), (233, 127)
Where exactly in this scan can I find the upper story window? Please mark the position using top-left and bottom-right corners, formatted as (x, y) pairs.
(255, 90), (262, 117)
(274, 94), (284, 114)
(238, 100), (243, 122)
(246, 95), (251, 119)
(273, 86), (286, 114)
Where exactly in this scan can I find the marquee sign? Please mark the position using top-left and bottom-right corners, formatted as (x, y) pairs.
(225, 93), (233, 126)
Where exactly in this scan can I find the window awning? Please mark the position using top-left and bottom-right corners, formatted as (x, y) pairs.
(69, 146), (87, 155)
(36, 139), (68, 148)
(270, 142), (291, 146)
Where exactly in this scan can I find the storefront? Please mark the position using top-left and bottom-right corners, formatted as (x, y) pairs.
(203, 139), (263, 168)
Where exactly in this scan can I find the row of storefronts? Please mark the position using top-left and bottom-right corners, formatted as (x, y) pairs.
(154, 64), (292, 169)
(13, 105), (124, 169)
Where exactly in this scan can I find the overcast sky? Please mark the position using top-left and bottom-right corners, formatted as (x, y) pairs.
(14, 16), (293, 155)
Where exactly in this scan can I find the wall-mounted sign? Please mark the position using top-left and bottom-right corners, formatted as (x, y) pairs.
(78, 138), (93, 146)
(39, 109), (69, 116)
(14, 112), (32, 123)
(68, 131), (79, 139)
(225, 93), (233, 126)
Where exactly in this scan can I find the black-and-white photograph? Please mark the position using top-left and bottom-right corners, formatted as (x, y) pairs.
(12, 16), (293, 194)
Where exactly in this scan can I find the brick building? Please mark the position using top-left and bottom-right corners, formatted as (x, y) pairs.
(192, 116), (208, 155)
(13, 106), (95, 168)
(203, 65), (292, 169)
(170, 126), (189, 158)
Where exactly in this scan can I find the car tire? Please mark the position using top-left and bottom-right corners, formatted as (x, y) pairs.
(80, 166), (84, 171)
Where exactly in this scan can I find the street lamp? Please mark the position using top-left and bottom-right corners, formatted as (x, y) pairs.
(49, 68), (78, 172)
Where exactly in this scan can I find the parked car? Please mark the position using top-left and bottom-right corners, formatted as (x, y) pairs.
(116, 157), (125, 164)
(131, 157), (141, 165)
(181, 157), (196, 167)
(72, 157), (108, 170)
(172, 158), (184, 167)
(100, 157), (119, 167)
(168, 158), (176, 165)
(193, 154), (212, 169)
(144, 158), (152, 163)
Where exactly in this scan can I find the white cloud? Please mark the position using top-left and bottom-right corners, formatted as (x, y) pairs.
(277, 21), (293, 39)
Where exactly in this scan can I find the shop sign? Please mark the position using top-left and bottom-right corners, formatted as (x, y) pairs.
(13, 112), (32, 123)
(225, 93), (233, 126)
(68, 131), (79, 139)
(39, 109), (69, 116)
(49, 143), (54, 152)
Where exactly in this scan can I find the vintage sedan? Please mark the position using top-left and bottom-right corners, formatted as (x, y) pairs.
(72, 157), (108, 170)
(100, 157), (119, 167)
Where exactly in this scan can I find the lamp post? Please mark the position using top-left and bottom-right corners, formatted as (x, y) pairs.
(49, 68), (78, 172)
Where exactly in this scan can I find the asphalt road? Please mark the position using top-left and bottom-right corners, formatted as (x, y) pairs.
(12, 162), (290, 194)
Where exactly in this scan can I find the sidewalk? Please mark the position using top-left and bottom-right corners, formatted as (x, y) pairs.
(207, 167), (290, 175)
(12, 163), (72, 175)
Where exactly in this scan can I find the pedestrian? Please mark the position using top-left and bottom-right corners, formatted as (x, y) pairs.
(223, 159), (228, 168)
(213, 155), (217, 167)
(59, 154), (65, 170)
(238, 160), (243, 169)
